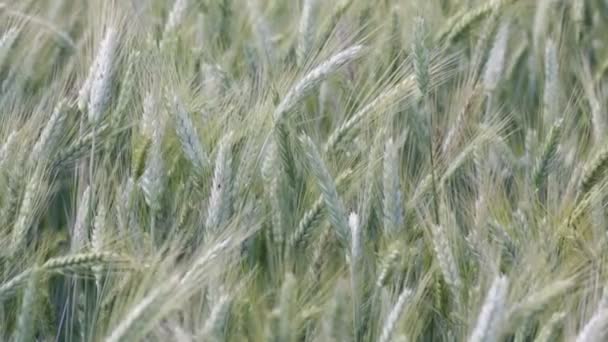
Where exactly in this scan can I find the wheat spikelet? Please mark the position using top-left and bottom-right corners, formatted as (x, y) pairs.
(317, 0), (352, 48)
(383, 137), (402, 236)
(437, 0), (513, 42)
(246, 0), (275, 64)
(431, 224), (462, 295)
(413, 17), (429, 97)
(469, 275), (509, 342)
(113, 51), (139, 119)
(276, 273), (296, 342)
(273, 121), (297, 195)
(53, 123), (110, 168)
(599, 286), (608, 309)
(200, 63), (228, 102)
(292, 193), (323, 247)
(0, 269), (32, 301)
(289, 168), (352, 248)
(140, 125), (165, 212)
(269, 175), (286, 246)
(201, 294), (231, 341)
(509, 279), (573, 318)
(92, 202), (107, 289)
(349, 212), (362, 340)
(78, 71), (93, 112)
(88, 27), (117, 123)
(324, 75), (417, 154)
(483, 22), (510, 93)
(376, 241), (403, 288)
(132, 92), (157, 178)
(441, 84), (482, 156)
(206, 132), (234, 233)
(581, 145), (608, 195)
(274, 44), (364, 123)
(105, 275), (180, 342)
(0, 130), (17, 168)
(581, 61), (605, 143)
(523, 129), (538, 168)
(261, 141), (277, 183)
(532, 118), (563, 191)
(261, 141), (288, 245)
(0, 163), (22, 235)
(0, 28), (18, 68)
(71, 186), (91, 252)
(173, 95), (208, 171)
(116, 177), (135, 235)
(297, 0), (317, 66)
(324, 289), (349, 341)
(360, 130), (385, 228)
(14, 270), (38, 342)
(542, 39), (559, 125)
(568, 190), (596, 228)
(180, 238), (233, 284)
(301, 134), (350, 247)
(534, 311), (566, 342)
(378, 287), (413, 342)
(571, 0), (584, 38)
(141, 91), (158, 138)
(575, 308), (608, 342)
(440, 129), (497, 185)
(10, 172), (43, 255)
(42, 251), (123, 270)
(470, 6), (500, 73)
(31, 100), (67, 163)
(164, 0), (189, 36)
(596, 57), (608, 82)
(308, 226), (333, 283)
(217, 0), (232, 48)
(505, 40), (528, 80)
(533, 0), (553, 53)
(349, 211), (361, 261)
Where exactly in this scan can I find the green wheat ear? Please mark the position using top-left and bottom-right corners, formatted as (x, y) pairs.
(376, 240), (405, 288)
(532, 117), (563, 193)
(469, 275), (509, 342)
(132, 137), (151, 179)
(379, 287), (413, 342)
(436, 0), (517, 43)
(581, 145), (608, 195)
(289, 168), (352, 249)
(300, 134), (350, 248)
(14, 270), (39, 342)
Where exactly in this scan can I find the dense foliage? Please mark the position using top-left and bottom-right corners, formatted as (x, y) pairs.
(1, 0), (608, 340)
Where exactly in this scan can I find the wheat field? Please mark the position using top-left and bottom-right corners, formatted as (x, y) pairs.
(1, 0), (608, 341)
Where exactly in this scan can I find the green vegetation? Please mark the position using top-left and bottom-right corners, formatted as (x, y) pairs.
(1, 0), (608, 340)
